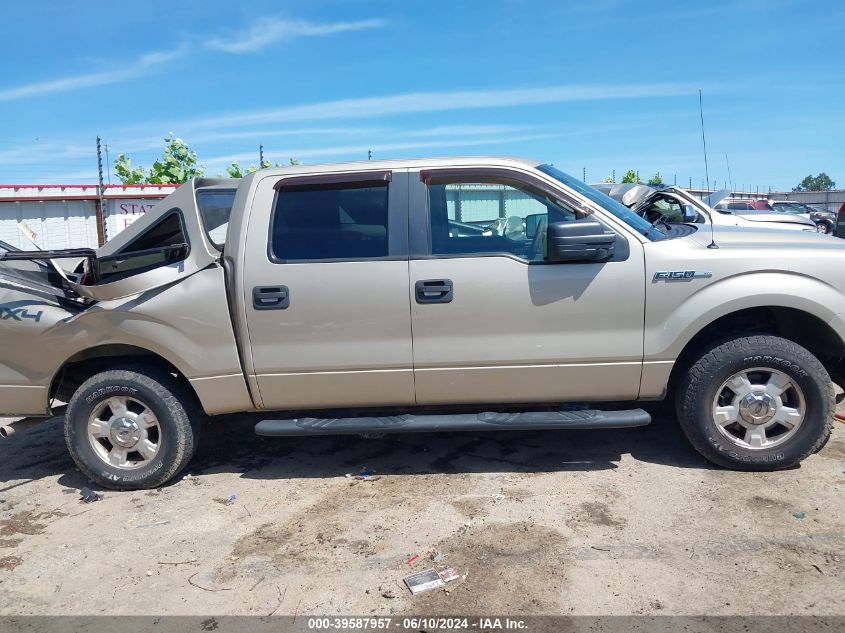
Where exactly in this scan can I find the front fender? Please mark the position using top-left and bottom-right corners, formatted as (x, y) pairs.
(645, 270), (845, 361)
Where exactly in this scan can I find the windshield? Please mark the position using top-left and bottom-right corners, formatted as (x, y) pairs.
(772, 202), (809, 215)
(196, 188), (236, 249)
(537, 164), (664, 240)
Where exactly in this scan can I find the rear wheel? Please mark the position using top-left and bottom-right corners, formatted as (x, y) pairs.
(816, 221), (833, 235)
(65, 366), (199, 490)
(676, 335), (833, 470)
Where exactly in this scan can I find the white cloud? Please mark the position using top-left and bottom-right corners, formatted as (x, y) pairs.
(181, 82), (707, 130)
(201, 130), (584, 172)
(205, 17), (386, 54)
(0, 48), (185, 102)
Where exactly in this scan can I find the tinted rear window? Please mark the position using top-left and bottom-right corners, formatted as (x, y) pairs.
(270, 182), (389, 261)
(197, 189), (236, 249)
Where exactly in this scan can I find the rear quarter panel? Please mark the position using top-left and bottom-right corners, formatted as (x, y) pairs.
(0, 266), (253, 416)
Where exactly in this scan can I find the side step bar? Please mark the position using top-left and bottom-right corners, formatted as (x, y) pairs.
(255, 408), (651, 437)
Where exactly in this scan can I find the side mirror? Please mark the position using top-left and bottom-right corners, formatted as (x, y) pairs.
(683, 204), (698, 223)
(547, 220), (615, 263)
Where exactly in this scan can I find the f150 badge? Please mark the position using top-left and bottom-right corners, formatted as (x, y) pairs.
(653, 271), (713, 282)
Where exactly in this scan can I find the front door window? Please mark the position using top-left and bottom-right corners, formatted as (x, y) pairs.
(427, 177), (580, 261)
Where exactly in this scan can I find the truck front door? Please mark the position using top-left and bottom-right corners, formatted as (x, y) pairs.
(408, 166), (646, 405)
(242, 170), (414, 410)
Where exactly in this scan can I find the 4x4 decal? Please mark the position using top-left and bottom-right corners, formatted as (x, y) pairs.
(0, 306), (43, 322)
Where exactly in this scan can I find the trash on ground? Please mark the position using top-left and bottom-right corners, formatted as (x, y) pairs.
(405, 553), (419, 565)
(79, 487), (102, 503)
(792, 511), (806, 519)
(135, 520), (170, 528)
(431, 552), (445, 562)
(345, 468), (378, 480)
(404, 569), (445, 594)
(214, 495), (237, 506)
(438, 567), (460, 583)
(381, 589), (396, 599)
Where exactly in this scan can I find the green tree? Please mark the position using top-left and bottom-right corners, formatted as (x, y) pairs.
(793, 173), (835, 192)
(647, 172), (664, 186)
(602, 175), (614, 183)
(621, 169), (638, 184)
(114, 155), (146, 184)
(224, 157), (300, 178)
(114, 134), (204, 184)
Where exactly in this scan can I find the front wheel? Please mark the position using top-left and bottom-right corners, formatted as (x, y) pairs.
(816, 221), (833, 235)
(65, 366), (199, 490)
(676, 335), (833, 470)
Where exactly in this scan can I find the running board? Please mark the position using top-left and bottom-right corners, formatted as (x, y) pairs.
(254, 408), (651, 437)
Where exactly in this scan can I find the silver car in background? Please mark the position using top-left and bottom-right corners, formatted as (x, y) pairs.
(593, 184), (818, 232)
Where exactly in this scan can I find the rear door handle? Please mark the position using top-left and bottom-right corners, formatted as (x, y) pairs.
(415, 279), (453, 304)
(253, 285), (289, 310)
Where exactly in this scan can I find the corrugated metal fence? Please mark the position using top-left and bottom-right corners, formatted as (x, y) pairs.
(0, 184), (176, 250)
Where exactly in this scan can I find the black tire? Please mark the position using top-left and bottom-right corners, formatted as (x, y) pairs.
(65, 366), (199, 490)
(819, 221), (833, 235)
(676, 335), (833, 470)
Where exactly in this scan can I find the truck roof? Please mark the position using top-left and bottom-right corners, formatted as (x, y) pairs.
(104, 156), (544, 253)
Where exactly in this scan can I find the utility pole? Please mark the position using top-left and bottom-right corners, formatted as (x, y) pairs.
(368, 149), (372, 161)
(612, 169), (616, 183)
(674, 174), (677, 186)
(96, 136), (108, 244)
(689, 176), (692, 190)
(259, 144), (264, 166)
(582, 167), (586, 182)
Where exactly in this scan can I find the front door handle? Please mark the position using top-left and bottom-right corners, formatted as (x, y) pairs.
(253, 285), (289, 310)
(415, 279), (453, 304)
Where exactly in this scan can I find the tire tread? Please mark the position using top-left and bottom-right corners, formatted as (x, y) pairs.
(65, 365), (198, 490)
(677, 335), (833, 470)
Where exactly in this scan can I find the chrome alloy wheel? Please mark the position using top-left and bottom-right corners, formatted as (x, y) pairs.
(87, 396), (161, 469)
(711, 367), (805, 450)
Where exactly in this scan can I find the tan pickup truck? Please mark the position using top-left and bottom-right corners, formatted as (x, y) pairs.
(1, 157), (842, 489)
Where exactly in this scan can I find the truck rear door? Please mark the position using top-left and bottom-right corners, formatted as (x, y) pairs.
(240, 169), (415, 409)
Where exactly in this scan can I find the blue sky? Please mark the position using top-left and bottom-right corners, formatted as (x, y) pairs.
(0, 0), (842, 190)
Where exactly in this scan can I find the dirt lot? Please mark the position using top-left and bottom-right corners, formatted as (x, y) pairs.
(0, 406), (843, 616)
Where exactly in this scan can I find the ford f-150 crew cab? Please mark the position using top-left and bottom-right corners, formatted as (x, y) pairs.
(0, 157), (841, 489)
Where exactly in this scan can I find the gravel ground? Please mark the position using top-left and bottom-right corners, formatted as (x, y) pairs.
(0, 406), (843, 616)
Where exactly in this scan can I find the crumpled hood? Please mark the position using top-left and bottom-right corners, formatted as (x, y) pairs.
(737, 212), (816, 227)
